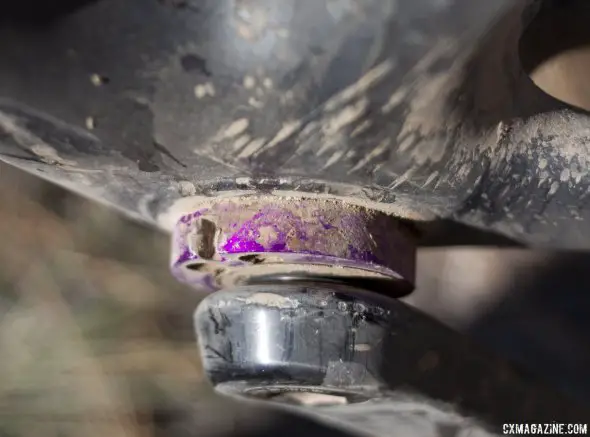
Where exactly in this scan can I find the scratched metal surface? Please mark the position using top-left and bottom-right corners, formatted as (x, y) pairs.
(3, 0), (590, 248)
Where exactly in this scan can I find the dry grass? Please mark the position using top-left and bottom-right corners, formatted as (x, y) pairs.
(0, 164), (217, 436)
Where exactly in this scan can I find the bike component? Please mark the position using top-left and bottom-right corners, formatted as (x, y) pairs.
(195, 283), (590, 434)
(2, 1), (590, 435)
(2, 0), (590, 248)
(170, 195), (415, 294)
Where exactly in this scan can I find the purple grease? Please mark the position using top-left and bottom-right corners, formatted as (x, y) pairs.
(270, 242), (287, 251)
(347, 245), (382, 264)
(223, 237), (266, 253)
(176, 248), (194, 265)
(317, 216), (336, 230)
(220, 206), (309, 254)
(171, 200), (412, 293)
(177, 206), (381, 263)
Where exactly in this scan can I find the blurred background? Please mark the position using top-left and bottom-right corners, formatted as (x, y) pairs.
(1, 1), (590, 436)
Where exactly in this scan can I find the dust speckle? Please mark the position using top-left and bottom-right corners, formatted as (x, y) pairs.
(243, 293), (299, 309)
(194, 82), (216, 99)
(353, 343), (372, 352)
(194, 85), (207, 99)
(90, 73), (108, 87)
(85, 116), (95, 130)
(243, 76), (256, 89)
(178, 180), (197, 196)
(263, 78), (274, 89)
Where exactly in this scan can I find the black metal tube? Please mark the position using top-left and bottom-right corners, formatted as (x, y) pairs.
(195, 284), (590, 435)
